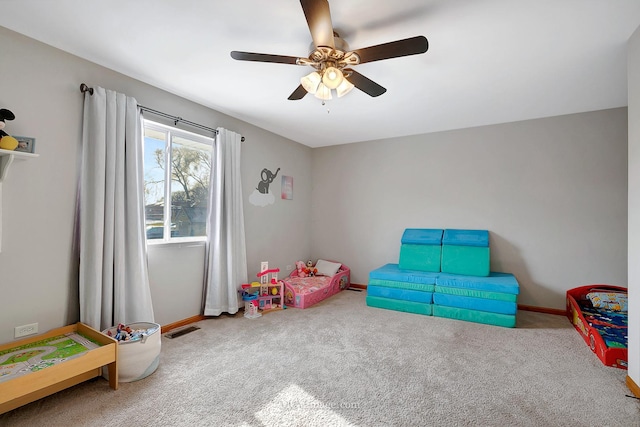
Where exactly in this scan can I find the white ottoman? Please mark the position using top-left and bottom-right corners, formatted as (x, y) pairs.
(103, 322), (161, 382)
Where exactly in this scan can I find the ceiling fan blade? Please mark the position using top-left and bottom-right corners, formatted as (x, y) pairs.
(288, 84), (308, 100)
(231, 51), (300, 65)
(345, 69), (387, 97)
(353, 36), (428, 64)
(300, 0), (335, 49)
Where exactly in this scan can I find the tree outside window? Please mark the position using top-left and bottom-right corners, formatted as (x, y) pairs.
(143, 121), (213, 241)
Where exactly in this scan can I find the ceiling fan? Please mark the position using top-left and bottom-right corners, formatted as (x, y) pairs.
(230, 0), (429, 101)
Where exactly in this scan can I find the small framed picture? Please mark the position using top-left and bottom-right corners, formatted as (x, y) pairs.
(281, 175), (293, 200)
(14, 136), (36, 154)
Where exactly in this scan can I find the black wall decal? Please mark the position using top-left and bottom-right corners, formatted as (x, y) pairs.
(257, 167), (280, 194)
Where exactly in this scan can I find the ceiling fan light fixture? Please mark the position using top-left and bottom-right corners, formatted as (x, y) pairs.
(231, 1), (430, 101)
(301, 71), (322, 94)
(322, 66), (343, 89)
(336, 78), (354, 98)
(314, 82), (333, 100)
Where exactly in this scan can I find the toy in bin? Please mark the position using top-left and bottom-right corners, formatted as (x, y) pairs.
(106, 323), (153, 342)
(102, 322), (161, 382)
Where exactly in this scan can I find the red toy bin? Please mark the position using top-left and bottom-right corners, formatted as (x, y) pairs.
(566, 284), (628, 370)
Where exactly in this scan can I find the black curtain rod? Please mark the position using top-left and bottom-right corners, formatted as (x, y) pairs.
(80, 83), (245, 142)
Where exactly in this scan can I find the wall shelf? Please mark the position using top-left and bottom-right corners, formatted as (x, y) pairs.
(0, 148), (39, 182)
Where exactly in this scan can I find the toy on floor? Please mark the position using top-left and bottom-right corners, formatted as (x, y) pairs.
(566, 285), (628, 369)
(242, 294), (261, 319)
(367, 229), (520, 328)
(240, 262), (285, 316)
(283, 260), (350, 309)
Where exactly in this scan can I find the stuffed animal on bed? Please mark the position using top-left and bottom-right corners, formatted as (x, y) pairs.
(306, 260), (318, 277)
(296, 260), (308, 277)
(295, 260), (318, 277)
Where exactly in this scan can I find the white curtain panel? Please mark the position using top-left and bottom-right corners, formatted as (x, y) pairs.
(203, 128), (248, 316)
(79, 87), (154, 331)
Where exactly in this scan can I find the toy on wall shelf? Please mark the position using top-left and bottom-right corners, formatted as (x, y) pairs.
(0, 109), (19, 151)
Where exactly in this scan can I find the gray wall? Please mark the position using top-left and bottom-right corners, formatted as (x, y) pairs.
(0, 24), (631, 344)
(628, 24), (640, 386)
(0, 26), (312, 343)
(311, 109), (628, 310)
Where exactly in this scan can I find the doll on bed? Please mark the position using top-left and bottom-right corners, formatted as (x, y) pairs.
(295, 260), (317, 277)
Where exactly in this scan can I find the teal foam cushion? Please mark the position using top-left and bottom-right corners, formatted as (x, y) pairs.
(441, 245), (490, 277)
(367, 285), (433, 304)
(436, 272), (520, 295)
(401, 228), (443, 245)
(433, 293), (517, 315)
(435, 285), (517, 302)
(399, 244), (442, 272)
(442, 229), (489, 247)
(369, 263), (438, 285)
(368, 278), (435, 293)
(433, 305), (516, 328)
(366, 296), (433, 316)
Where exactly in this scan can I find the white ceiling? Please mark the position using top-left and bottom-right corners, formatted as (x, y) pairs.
(1, 0), (639, 148)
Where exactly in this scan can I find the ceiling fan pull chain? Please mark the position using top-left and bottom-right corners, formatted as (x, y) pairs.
(320, 100), (330, 114)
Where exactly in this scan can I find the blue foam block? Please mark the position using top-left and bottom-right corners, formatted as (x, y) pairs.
(401, 228), (444, 245)
(367, 285), (433, 304)
(442, 229), (489, 247)
(433, 293), (517, 315)
(436, 272), (520, 295)
(369, 263), (438, 285)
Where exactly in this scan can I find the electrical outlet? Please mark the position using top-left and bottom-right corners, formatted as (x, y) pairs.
(286, 264), (292, 271)
(15, 323), (38, 338)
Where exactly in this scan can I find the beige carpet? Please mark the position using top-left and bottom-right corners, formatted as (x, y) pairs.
(1, 290), (638, 426)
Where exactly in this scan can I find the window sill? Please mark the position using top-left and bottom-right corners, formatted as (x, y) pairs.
(147, 238), (206, 248)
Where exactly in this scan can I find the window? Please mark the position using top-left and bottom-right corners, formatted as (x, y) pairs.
(143, 120), (213, 242)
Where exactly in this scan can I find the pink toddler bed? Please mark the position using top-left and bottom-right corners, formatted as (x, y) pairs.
(283, 262), (350, 309)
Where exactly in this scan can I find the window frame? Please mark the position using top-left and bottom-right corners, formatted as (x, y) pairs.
(142, 119), (214, 245)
